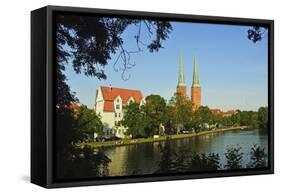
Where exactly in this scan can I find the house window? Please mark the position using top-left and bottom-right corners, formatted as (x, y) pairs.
(115, 113), (117, 117)
(119, 113), (121, 117)
(116, 104), (120, 110)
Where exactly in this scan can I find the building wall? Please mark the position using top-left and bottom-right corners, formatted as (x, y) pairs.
(95, 88), (104, 114)
(176, 85), (187, 97)
(113, 96), (126, 138)
(94, 87), (143, 138)
(191, 86), (201, 108)
(95, 88), (115, 137)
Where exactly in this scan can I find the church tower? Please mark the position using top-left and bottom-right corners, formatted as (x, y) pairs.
(191, 55), (201, 108)
(176, 54), (187, 97)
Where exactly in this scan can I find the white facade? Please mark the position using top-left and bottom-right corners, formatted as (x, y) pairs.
(95, 86), (144, 138)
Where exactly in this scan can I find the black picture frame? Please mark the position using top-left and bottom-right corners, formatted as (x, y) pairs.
(31, 5), (274, 188)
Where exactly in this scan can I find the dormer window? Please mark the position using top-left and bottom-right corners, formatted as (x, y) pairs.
(116, 104), (120, 110)
(127, 97), (135, 104)
(117, 99), (119, 103)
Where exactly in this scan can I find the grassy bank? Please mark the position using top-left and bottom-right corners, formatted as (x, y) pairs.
(79, 126), (249, 149)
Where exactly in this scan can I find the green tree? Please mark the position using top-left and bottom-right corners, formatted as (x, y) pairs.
(73, 105), (103, 141)
(121, 102), (146, 138)
(143, 95), (167, 136)
(168, 93), (193, 133)
(193, 106), (213, 131)
(236, 110), (258, 128)
(230, 112), (240, 126)
(198, 106), (212, 124)
(211, 113), (223, 128)
(221, 116), (233, 127)
(163, 105), (178, 135)
(258, 107), (268, 130)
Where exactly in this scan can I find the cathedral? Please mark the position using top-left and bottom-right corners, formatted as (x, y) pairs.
(176, 54), (201, 108)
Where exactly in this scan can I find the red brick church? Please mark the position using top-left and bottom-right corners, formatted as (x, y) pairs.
(176, 53), (235, 116)
(176, 54), (201, 109)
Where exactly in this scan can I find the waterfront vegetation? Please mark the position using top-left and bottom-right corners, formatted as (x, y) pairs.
(156, 142), (268, 174)
(65, 93), (268, 149)
(55, 93), (268, 179)
(79, 126), (247, 148)
(119, 94), (268, 139)
(54, 16), (269, 179)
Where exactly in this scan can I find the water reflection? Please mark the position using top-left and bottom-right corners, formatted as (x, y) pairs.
(100, 129), (268, 177)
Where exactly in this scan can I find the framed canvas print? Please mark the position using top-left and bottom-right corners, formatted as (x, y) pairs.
(31, 5), (274, 188)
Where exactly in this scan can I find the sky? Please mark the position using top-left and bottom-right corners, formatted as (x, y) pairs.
(63, 20), (268, 111)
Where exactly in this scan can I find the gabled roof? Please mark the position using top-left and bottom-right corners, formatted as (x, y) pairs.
(100, 86), (143, 112)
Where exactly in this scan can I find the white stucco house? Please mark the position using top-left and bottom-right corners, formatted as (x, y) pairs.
(94, 86), (145, 138)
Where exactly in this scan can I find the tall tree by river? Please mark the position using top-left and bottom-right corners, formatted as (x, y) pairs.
(55, 15), (172, 179)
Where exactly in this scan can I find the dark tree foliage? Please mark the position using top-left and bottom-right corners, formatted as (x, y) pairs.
(55, 106), (110, 179)
(248, 26), (267, 43)
(156, 140), (177, 173)
(174, 148), (191, 172)
(188, 153), (220, 171)
(56, 15), (172, 106)
(56, 49), (78, 108)
(156, 142), (220, 174)
(155, 144), (267, 175)
(224, 146), (244, 169)
(56, 107), (76, 154)
(56, 146), (111, 179)
(247, 145), (267, 168)
(55, 15), (172, 178)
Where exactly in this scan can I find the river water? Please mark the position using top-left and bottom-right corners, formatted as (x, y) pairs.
(99, 128), (268, 177)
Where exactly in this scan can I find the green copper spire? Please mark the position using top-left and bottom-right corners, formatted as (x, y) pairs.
(192, 54), (200, 87)
(178, 53), (186, 86)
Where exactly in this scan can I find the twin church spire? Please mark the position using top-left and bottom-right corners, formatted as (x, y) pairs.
(176, 52), (201, 108)
(177, 53), (200, 88)
(192, 55), (200, 87)
(178, 53), (186, 86)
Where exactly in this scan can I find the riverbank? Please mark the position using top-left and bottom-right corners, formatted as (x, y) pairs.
(79, 126), (249, 149)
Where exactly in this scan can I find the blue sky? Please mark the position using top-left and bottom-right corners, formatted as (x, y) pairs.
(64, 20), (268, 111)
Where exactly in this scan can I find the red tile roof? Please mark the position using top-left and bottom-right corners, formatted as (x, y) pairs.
(67, 102), (79, 110)
(210, 108), (222, 115)
(210, 108), (236, 116)
(103, 101), (115, 112)
(100, 86), (143, 112)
